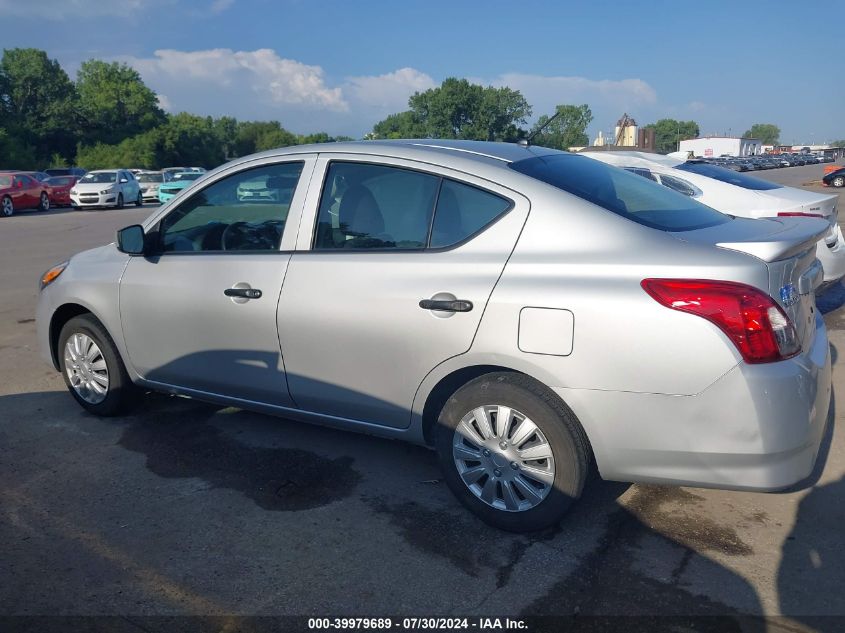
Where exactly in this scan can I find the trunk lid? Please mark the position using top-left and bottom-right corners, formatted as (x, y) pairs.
(676, 216), (827, 350)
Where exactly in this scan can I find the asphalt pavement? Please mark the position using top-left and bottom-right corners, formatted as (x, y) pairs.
(1, 165), (844, 631)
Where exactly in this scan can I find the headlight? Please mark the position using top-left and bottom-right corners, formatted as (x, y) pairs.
(70, 188), (77, 194)
(100, 187), (113, 194)
(40, 261), (68, 290)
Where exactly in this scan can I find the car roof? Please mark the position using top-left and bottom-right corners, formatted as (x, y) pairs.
(235, 139), (562, 169)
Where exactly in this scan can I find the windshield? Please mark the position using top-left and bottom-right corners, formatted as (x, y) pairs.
(676, 162), (783, 190)
(0, 175), (11, 187)
(80, 172), (117, 184)
(172, 172), (202, 181)
(510, 154), (730, 232)
(137, 173), (164, 183)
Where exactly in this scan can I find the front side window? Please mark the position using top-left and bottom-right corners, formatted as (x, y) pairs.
(159, 162), (303, 253)
(510, 154), (730, 232)
(314, 163), (439, 250)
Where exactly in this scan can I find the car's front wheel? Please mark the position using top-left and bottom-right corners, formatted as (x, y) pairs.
(58, 314), (138, 416)
(435, 372), (590, 532)
(135, 191), (143, 206)
(116, 193), (124, 209)
(39, 192), (50, 211)
(832, 176), (844, 188)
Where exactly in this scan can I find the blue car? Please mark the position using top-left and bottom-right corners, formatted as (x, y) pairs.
(158, 171), (203, 203)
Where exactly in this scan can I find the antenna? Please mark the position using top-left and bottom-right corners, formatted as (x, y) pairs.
(518, 109), (564, 147)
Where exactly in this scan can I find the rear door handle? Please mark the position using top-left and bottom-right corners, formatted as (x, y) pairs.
(419, 299), (473, 312)
(224, 287), (263, 299)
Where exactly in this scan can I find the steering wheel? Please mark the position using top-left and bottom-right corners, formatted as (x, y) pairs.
(221, 221), (249, 251)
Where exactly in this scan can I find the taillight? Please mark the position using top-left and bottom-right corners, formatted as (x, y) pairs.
(777, 212), (825, 218)
(641, 279), (801, 364)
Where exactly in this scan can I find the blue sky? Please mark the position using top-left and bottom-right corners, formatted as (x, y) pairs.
(1, 0), (842, 144)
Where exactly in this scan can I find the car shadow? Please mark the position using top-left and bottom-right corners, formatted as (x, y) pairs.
(0, 381), (778, 626)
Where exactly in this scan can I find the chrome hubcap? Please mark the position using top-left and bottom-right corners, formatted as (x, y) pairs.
(2, 198), (12, 216)
(64, 333), (109, 404)
(452, 404), (555, 512)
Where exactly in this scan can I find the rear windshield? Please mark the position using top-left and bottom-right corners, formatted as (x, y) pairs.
(676, 162), (782, 190)
(509, 154), (730, 232)
(46, 176), (74, 185)
(137, 173), (164, 183)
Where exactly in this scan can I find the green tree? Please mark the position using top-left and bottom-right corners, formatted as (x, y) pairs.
(372, 110), (425, 139)
(644, 119), (700, 153)
(234, 121), (296, 156)
(743, 123), (780, 145)
(832, 140), (845, 148)
(0, 48), (79, 164)
(0, 128), (38, 169)
(76, 59), (165, 146)
(373, 78), (530, 141)
(158, 113), (225, 167)
(530, 104), (593, 150)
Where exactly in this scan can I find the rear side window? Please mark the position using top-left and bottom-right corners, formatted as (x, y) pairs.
(510, 154), (730, 232)
(676, 162), (782, 190)
(430, 180), (511, 248)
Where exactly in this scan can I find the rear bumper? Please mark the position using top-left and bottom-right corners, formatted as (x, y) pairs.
(559, 313), (832, 490)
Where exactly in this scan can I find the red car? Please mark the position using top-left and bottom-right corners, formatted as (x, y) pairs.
(44, 175), (79, 207)
(0, 172), (51, 217)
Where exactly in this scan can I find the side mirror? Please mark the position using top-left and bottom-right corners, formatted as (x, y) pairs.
(16, 180), (23, 189)
(120, 178), (128, 183)
(116, 224), (146, 255)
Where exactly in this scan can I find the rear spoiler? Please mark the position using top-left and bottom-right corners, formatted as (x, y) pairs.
(714, 217), (829, 262)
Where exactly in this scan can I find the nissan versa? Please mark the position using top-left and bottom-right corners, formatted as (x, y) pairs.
(36, 141), (832, 532)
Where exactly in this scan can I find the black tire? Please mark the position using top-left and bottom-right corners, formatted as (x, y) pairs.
(1, 195), (13, 217)
(135, 191), (143, 207)
(833, 176), (844, 188)
(58, 314), (139, 416)
(39, 192), (50, 212)
(116, 193), (124, 209)
(435, 372), (590, 532)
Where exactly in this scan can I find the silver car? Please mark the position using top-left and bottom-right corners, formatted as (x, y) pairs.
(36, 141), (832, 532)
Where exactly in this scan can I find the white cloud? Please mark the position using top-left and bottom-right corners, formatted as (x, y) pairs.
(344, 67), (435, 110)
(156, 94), (172, 111)
(127, 48), (347, 111)
(209, 0), (234, 14)
(490, 73), (657, 115)
(117, 47), (662, 138)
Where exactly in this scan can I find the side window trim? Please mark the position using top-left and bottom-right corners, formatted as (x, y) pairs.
(308, 158), (515, 253)
(153, 159), (309, 255)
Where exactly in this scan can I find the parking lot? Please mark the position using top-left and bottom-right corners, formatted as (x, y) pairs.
(1, 163), (844, 630)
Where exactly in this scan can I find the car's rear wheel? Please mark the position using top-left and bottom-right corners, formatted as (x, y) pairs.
(39, 192), (50, 212)
(58, 314), (138, 416)
(1, 196), (13, 217)
(135, 191), (143, 206)
(116, 193), (124, 209)
(435, 372), (589, 532)
(833, 176), (844, 188)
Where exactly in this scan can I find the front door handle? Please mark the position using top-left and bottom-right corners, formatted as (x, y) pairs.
(224, 287), (263, 299)
(419, 299), (473, 312)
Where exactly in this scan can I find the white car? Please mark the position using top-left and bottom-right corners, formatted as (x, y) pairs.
(583, 151), (845, 285)
(136, 171), (165, 202)
(70, 170), (143, 209)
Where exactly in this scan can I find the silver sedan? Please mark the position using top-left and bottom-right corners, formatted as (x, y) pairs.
(36, 140), (832, 531)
